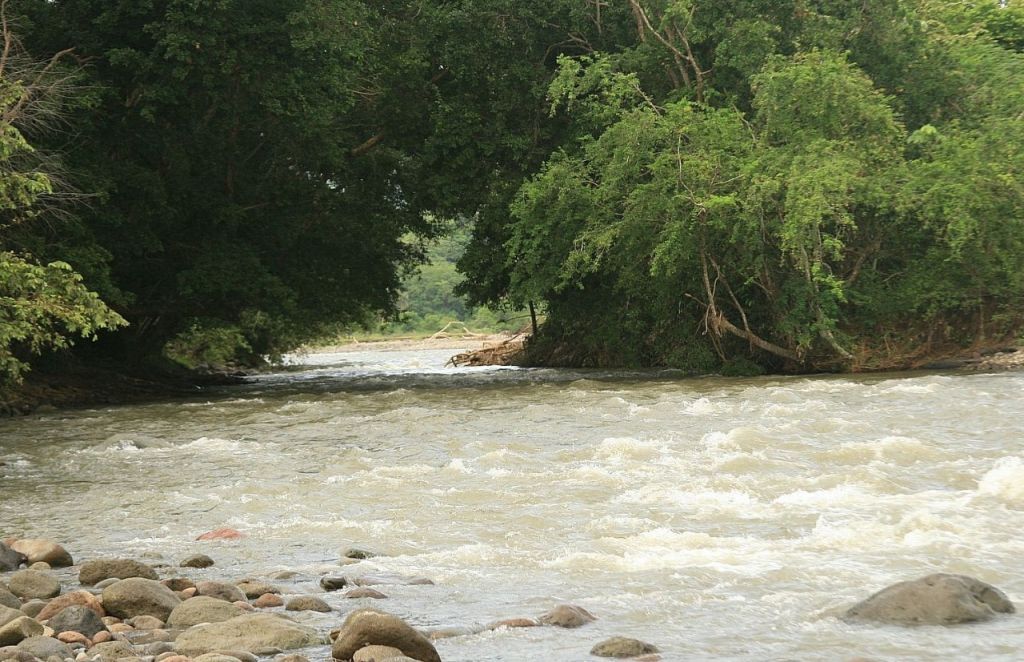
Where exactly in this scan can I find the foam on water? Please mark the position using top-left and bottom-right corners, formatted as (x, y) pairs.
(977, 456), (1024, 503)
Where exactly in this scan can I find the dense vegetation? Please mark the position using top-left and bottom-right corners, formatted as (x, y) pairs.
(0, 0), (1021, 385)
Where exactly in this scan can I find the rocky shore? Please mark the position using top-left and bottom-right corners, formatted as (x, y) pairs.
(0, 537), (1016, 661)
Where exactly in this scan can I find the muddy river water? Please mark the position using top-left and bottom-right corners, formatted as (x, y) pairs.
(1, 348), (1022, 660)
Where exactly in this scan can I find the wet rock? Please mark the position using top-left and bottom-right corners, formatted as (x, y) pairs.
(353, 645), (405, 661)
(0, 606), (22, 627)
(174, 613), (323, 656)
(342, 548), (379, 561)
(843, 573), (1015, 625)
(15, 603), (42, 620)
(319, 577), (348, 592)
(195, 529), (245, 541)
(252, 594), (284, 609)
(204, 650), (257, 662)
(87, 639), (137, 662)
(0, 591), (18, 611)
(7, 571), (59, 601)
(538, 604), (597, 628)
(167, 596), (245, 629)
(16, 635), (72, 661)
(180, 555), (215, 569)
(0, 544), (26, 572)
(101, 579), (181, 621)
(0, 647), (39, 662)
(424, 625), (484, 640)
(142, 641), (175, 657)
(36, 591), (105, 621)
(94, 578), (120, 590)
(195, 582), (245, 604)
(268, 571), (297, 581)
(162, 579), (196, 593)
(0, 617), (43, 646)
(79, 559), (157, 586)
(235, 582), (278, 600)
(590, 636), (660, 658)
(8, 541), (72, 568)
(273, 655), (309, 662)
(343, 588), (387, 600)
(284, 597), (330, 613)
(331, 609), (440, 662)
(46, 606), (106, 639)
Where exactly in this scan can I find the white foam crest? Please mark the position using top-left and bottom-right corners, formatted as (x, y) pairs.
(614, 487), (767, 517)
(773, 484), (873, 507)
(443, 459), (472, 475)
(684, 397), (718, 414)
(830, 436), (945, 465)
(701, 427), (770, 453)
(180, 437), (245, 452)
(977, 456), (1024, 503)
(358, 464), (436, 479)
(594, 437), (664, 461)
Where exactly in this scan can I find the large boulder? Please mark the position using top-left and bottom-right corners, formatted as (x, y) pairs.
(0, 617), (42, 646)
(167, 596), (246, 629)
(331, 609), (440, 662)
(0, 544), (25, 572)
(35, 590), (105, 621)
(46, 605), (107, 639)
(8, 540), (73, 568)
(79, 558), (158, 585)
(174, 613), (324, 656)
(6, 571), (59, 601)
(102, 578), (182, 621)
(843, 573), (1015, 625)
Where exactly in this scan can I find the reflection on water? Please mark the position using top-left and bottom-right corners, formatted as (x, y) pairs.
(1, 348), (1022, 660)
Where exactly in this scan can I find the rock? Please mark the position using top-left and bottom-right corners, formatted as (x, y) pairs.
(87, 640), (137, 662)
(252, 594), (284, 609)
(232, 601), (254, 612)
(284, 597), (330, 613)
(273, 656), (309, 662)
(344, 588), (387, 600)
(174, 613), (324, 656)
(180, 555), (215, 569)
(162, 579), (196, 593)
(352, 575), (433, 587)
(46, 606), (106, 639)
(319, 577), (348, 592)
(102, 579), (182, 621)
(0, 590), (18, 611)
(195, 582), (245, 604)
(487, 618), (538, 629)
(16, 636), (72, 660)
(331, 609), (440, 662)
(843, 573), (1016, 626)
(193, 655), (241, 662)
(16, 603), (43, 620)
(0, 617), (43, 646)
(128, 615), (165, 630)
(92, 630), (112, 643)
(56, 630), (90, 646)
(0, 606), (23, 627)
(7, 572), (60, 601)
(268, 571), (298, 581)
(195, 529), (245, 541)
(353, 645), (405, 661)
(94, 578), (120, 590)
(143, 641), (175, 656)
(342, 548), (379, 561)
(0, 647), (39, 662)
(8, 541), (72, 568)
(203, 651), (256, 662)
(78, 560), (157, 586)
(234, 582), (278, 600)
(157, 656), (192, 662)
(590, 637), (660, 658)
(167, 596), (245, 629)
(36, 591), (105, 621)
(0, 544), (26, 572)
(538, 604), (597, 628)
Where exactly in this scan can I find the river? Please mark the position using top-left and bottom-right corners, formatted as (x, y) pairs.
(2, 348), (1022, 660)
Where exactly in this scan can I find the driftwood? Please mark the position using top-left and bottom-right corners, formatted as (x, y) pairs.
(447, 334), (528, 367)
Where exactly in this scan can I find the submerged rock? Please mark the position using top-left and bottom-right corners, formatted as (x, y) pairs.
(591, 636), (660, 658)
(319, 577), (349, 592)
(538, 604), (597, 628)
(331, 609), (440, 662)
(180, 555), (215, 569)
(843, 573), (1015, 625)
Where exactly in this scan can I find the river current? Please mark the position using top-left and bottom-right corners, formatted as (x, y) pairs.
(2, 348), (1023, 660)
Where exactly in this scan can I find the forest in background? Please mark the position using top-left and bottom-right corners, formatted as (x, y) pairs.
(1, 0), (1022, 388)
